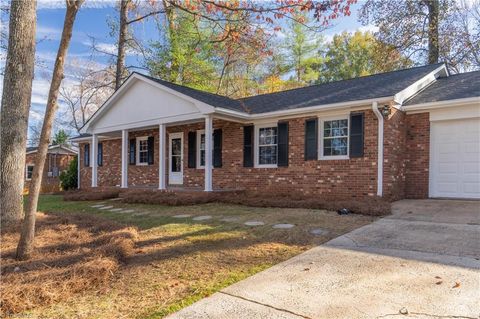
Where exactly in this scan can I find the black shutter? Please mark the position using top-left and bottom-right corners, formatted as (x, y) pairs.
(188, 131), (196, 168)
(213, 129), (222, 168)
(84, 144), (90, 167)
(243, 125), (254, 167)
(147, 136), (154, 165)
(350, 112), (364, 158)
(277, 122), (289, 167)
(97, 142), (103, 166)
(304, 118), (318, 160)
(129, 139), (136, 165)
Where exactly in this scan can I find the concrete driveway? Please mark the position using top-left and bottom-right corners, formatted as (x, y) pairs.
(167, 200), (480, 319)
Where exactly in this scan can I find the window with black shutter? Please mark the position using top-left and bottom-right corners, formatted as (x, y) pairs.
(213, 129), (222, 168)
(84, 144), (90, 167)
(188, 131), (196, 168)
(350, 112), (364, 158)
(129, 139), (136, 165)
(243, 125), (254, 167)
(147, 136), (154, 165)
(97, 142), (103, 166)
(304, 119), (318, 160)
(277, 122), (289, 167)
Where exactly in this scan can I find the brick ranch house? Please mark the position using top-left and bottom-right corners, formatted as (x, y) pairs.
(71, 63), (480, 200)
(24, 145), (77, 194)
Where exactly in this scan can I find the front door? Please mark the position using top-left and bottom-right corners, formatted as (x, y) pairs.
(169, 132), (183, 185)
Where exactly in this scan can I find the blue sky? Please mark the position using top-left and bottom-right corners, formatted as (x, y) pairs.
(0, 0), (376, 140)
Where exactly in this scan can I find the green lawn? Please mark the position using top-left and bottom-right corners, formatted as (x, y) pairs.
(6, 195), (375, 318)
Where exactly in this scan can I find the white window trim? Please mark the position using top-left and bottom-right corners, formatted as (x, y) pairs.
(196, 129), (206, 169)
(26, 164), (34, 180)
(136, 136), (149, 165)
(254, 122), (278, 168)
(319, 115), (350, 160)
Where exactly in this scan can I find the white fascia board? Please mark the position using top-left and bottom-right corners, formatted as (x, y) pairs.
(214, 96), (393, 121)
(404, 96), (480, 113)
(394, 64), (449, 107)
(81, 73), (216, 134)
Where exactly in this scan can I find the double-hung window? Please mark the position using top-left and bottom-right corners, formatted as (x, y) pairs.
(197, 130), (206, 168)
(256, 125), (278, 167)
(320, 117), (349, 159)
(136, 136), (149, 165)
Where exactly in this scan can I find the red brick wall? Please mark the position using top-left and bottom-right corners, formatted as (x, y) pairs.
(24, 152), (76, 194)
(78, 110), (431, 199)
(383, 108), (407, 200)
(405, 113), (430, 198)
(80, 110), (380, 198)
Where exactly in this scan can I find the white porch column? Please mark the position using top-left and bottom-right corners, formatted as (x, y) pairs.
(204, 115), (213, 192)
(158, 123), (166, 190)
(121, 129), (128, 188)
(91, 134), (98, 187)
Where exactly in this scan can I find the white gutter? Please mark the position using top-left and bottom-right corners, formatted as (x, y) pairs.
(403, 96), (480, 113)
(371, 102), (383, 197)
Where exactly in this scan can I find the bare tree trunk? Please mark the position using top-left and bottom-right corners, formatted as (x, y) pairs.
(115, 0), (129, 90)
(0, 0), (37, 226)
(427, 0), (439, 64)
(16, 0), (84, 260)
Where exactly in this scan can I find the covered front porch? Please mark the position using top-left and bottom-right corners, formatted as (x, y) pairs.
(86, 114), (227, 192)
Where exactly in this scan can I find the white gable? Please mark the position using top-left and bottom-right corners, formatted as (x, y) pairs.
(85, 76), (213, 133)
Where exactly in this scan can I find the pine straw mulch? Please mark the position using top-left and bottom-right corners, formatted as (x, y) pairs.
(118, 189), (391, 216)
(0, 213), (138, 317)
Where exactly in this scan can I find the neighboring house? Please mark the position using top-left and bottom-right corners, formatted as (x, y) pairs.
(71, 63), (480, 200)
(24, 145), (78, 194)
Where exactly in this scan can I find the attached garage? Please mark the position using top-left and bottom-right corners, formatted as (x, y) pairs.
(430, 117), (480, 199)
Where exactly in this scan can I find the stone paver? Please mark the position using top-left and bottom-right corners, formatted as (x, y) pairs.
(173, 214), (192, 218)
(109, 198), (122, 201)
(90, 204), (105, 208)
(244, 221), (265, 226)
(123, 209), (135, 213)
(310, 228), (329, 236)
(193, 215), (212, 221)
(109, 208), (124, 212)
(98, 206), (114, 210)
(272, 223), (295, 229)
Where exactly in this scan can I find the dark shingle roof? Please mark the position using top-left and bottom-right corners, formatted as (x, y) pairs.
(405, 70), (480, 105)
(239, 63), (445, 113)
(138, 64), (445, 114)
(69, 133), (92, 140)
(137, 73), (245, 112)
(26, 146), (38, 153)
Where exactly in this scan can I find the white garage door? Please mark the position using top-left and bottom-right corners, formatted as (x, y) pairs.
(430, 118), (480, 199)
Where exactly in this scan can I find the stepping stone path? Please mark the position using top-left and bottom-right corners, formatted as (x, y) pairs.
(99, 206), (114, 210)
(109, 208), (124, 212)
(134, 212), (151, 216)
(221, 217), (240, 222)
(310, 228), (329, 236)
(172, 214), (191, 218)
(273, 223), (295, 229)
(91, 204), (105, 208)
(193, 215), (212, 221)
(244, 221), (265, 226)
(109, 198), (122, 201)
(123, 209), (135, 213)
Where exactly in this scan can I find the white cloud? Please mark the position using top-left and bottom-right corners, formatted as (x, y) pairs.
(36, 25), (62, 40)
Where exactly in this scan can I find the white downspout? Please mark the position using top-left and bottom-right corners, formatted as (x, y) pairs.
(372, 102), (383, 197)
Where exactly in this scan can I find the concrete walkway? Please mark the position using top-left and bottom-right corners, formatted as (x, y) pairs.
(167, 200), (480, 319)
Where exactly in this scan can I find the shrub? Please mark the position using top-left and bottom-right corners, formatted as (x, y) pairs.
(59, 156), (78, 190)
(63, 189), (120, 201)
